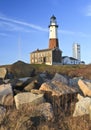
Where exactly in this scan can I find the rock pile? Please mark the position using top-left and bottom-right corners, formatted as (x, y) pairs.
(0, 67), (91, 129)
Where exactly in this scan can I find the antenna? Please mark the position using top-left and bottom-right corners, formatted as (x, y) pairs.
(18, 35), (22, 61)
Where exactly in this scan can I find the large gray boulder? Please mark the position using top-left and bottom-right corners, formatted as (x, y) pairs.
(14, 92), (45, 109)
(73, 97), (91, 117)
(52, 73), (68, 85)
(0, 84), (13, 96)
(78, 79), (91, 97)
(52, 80), (78, 94)
(40, 82), (60, 96)
(0, 83), (13, 106)
(40, 81), (77, 96)
(0, 67), (7, 79)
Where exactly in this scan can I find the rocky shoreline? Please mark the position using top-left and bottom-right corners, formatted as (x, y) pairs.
(0, 64), (91, 130)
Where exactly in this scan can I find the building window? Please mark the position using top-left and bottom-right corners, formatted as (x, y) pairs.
(35, 59), (37, 63)
(32, 59), (34, 63)
(35, 53), (37, 57)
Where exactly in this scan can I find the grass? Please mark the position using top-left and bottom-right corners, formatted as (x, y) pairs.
(0, 60), (90, 79)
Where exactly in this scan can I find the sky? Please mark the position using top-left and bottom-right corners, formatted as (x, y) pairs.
(0, 0), (91, 65)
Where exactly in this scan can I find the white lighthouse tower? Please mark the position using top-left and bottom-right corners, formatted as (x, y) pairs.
(73, 43), (81, 61)
(49, 15), (59, 49)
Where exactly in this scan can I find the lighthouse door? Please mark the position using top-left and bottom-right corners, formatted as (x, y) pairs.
(43, 57), (46, 64)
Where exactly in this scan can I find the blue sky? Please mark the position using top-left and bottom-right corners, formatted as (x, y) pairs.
(0, 0), (91, 65)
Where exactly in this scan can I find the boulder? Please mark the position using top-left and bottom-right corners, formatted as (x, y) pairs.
(39, 82), (60, 96)
(78, 79), (91, 97)
(69, 77), (83, 87)
(3, 79), (10, 84)
(77, 93), (84, 101)
(52, 80), (78, 94)
(40, 81), (77, 96)
(36, 103), (54, 121)
(31, 89), (43, 95)
(73, 97), (91, 117)
(2, 94), (14, 106)
(39, 71), (50, 81)
(24, 80), (37, 92)
(23, 75), (44, 90)
(0, 84), (13, 95)
(14, 92), (45, 109)
(19, 77), (31, 82)
(0, 67), (7, 79)
(39, 73), (47, 79)
(0, 83), (13, 106)
(52, 73), (68, 85)
(10, 78), (24, 89)
(10, 76), (43, 92)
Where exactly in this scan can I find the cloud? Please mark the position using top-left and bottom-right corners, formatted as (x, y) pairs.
(59, 29), (91, 38)
(0, 14), (90, 38)
(0, 20), (31, 32)
(0, 15), (47, 32)
(84, 5), (91, 16)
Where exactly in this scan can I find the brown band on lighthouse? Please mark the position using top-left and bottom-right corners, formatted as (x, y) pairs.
(49, 39), (59, 49)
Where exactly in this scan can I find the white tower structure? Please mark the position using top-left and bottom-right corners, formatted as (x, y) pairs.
(73, 43), (81, 61)
(48, 15), (59, 49)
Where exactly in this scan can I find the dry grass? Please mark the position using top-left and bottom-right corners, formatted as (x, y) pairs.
(0, 60), (90, 79)
(0, 99), (91, 130)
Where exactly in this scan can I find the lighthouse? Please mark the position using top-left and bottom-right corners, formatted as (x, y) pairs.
(30, 15), (62, 65)
(49, 15), (59, 49)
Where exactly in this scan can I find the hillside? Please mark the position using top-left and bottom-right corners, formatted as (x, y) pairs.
(0, 60), (91, 79)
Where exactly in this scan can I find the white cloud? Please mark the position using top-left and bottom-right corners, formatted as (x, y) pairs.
(0, 15), (47, 32)
(0, 21), (30, 32)
(0, 14), (90, 38)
